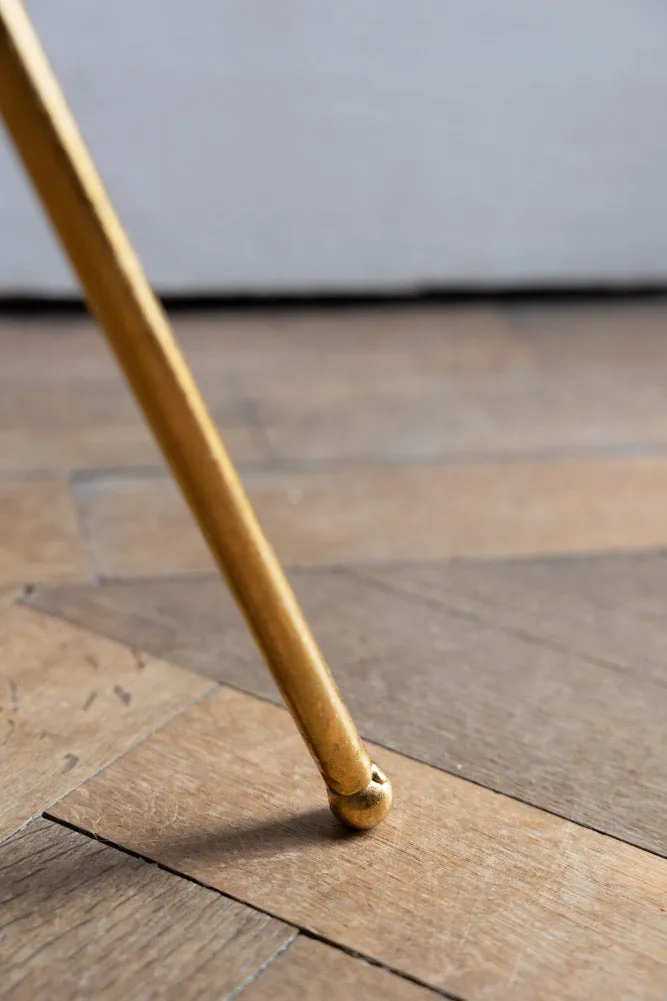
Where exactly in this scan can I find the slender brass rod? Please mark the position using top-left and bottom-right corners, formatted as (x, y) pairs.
(0, 0), (391, 828)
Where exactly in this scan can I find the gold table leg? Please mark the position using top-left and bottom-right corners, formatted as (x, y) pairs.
(0, 0), (392, 829)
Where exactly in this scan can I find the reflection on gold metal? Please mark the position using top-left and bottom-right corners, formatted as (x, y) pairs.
(0, 0), (392, 830)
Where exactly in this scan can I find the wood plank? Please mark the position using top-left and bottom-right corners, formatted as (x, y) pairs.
(172, 305), (526, 384)
(73, 456), (667, 578)
(74, 475), (215, 578)
(0, 316), (117, 384)
(191, 300), (667, 475)
(0, 604), (212, 840)
(508, 298), (667, 350)
(362, 552), (667, 686)
(52, 686), (667, 1001)
(0, 316), (276, 475)
(174, 300), (667, 465)
(0, 480), (87, 585)
(0, 383), (160, 473)
(9, 303), (667, 473)
(0, 312), (279, 386)
(28, 561), (667, 856)
(0, 817), (294, 1001)
(0, 586), (21, 607)
(0, 384), (259, 474)
(250, 357), (667, 468)
(8, 303), (667, 474)
(240, 936), (436, 1001)
(257, 364), (667, 464)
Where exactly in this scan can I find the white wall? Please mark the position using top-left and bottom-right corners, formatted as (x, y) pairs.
(1, 0), (666, 294)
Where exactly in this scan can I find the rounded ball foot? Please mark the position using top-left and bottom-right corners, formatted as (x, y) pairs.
(328, 763), (393, 830)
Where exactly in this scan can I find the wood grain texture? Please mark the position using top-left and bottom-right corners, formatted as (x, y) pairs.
(30, 555), (667, 855)
(362, 552), (667, 685)
(246, 316), (667, 464)
(0, 480), (87, 585)
(0, 817), (294, 1001)
(52, 686), (667, 1001)
(508, 298), (667, 347)
(7, 302), (667, 473)
(174, 306), (526, 384)
(0, 384), (259, 474)
(0, 603), (212, 840)
(240, 936), (436, 1001)
(0, 316), (269, 476)
(74, 456), (667, 578)
(7, 300), (667, 477)
(180, 301), (667, 465)
(74, 476), (214, 578)
(0, 316), (115, 384)
(0, 312), (277, 386)
(0, 383), (160, 473)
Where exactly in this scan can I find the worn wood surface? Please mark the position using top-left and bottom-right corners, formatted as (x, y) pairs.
(72, 456), (667, 578)
(0, 315), (268, 477)
(52, 686), (667, 1001)
(30, 557), (667, 855)
(178, 301), (667, 465)
(0, 603), (212, 840)
(245, 308), (667, 464)
(362, 552), (667, 686)
(7, 302), (667, 470)
(0, 384), (161, 473)
(240, 936), (437, 1001)
(0, 480), (86, 586)
(0, 384), (259, 474)
(4, 301), (667, 998)
(0, 817), (294, 1001)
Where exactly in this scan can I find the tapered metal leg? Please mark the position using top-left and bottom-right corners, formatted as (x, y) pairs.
(0, 0), (392, 829)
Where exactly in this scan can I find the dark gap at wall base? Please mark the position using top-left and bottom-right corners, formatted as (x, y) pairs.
(1, 283), (667, 316)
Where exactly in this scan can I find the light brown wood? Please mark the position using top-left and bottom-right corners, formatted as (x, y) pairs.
(5, 299), (667, 478)
(0, 317), (267, 472)
(72, 455), (667, 578)
(175, 305), (525, 384)
(0, 315), (114, 383)
(509, 298), (667, 347)
(29, 561), (667, 855)
(6, 300), (667, 475)
(74, 475), (214, 578)
(0, 384), (260, 474)
(0, 817), (295, 1001)
(53, 685), (667, 1001)
(173, 300), (667, 467)
(249, 358), (667, 468)
(0, 586), (20, 607)
(240, 936), (436, 1001)
(0, 479), (87, 585)
(0, 312), (278, 385)
(362, 552), (667, 685)
(0, 383), (159, 472)
(246, 302), (667, 464)
(0, 603), (212, 840)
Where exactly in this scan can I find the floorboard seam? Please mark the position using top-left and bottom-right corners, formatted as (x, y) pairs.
(0, 676), (219, 849)
(225, 931), (299, 1001)
(59, 439), (667, 482)
(43, 813), (462, 1000)
(24, 537), (667, 584)
(22, 593), (666, 860)
(346, 566), (667, 691)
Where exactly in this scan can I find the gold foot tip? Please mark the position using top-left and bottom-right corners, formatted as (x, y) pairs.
(328, 763), (393, 830)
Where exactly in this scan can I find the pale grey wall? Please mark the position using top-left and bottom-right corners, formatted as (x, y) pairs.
(1, 0), (666, 294)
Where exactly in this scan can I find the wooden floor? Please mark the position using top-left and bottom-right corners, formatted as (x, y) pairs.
(2, 298), (667, 1000)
